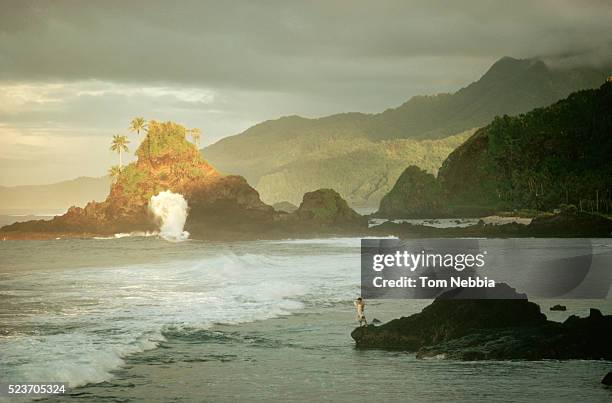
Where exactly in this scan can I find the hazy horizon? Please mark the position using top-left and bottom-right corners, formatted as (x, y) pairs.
(1, 0), (611, 186)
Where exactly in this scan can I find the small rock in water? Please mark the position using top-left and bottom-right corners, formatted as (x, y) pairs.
(372, 318), (381, 324)
(550, 304), (567, 311)
(602, 370), (612, 386)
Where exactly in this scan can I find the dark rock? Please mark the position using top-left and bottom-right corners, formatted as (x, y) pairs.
(550, 304), (567, 311)
(375, 166), (444, 218)
(372, 318), (382, 324)
(294, 189), (363, 225)
(602, 371), (612, 386)
(351, 284), (543, 350)
(528, 211), (612, 237)
(352, 287), (612, 360)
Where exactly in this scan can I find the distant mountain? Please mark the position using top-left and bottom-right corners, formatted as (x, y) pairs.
(254, 132), (472, 207)
(204, 57), (609, 207)
(377, 82), (612, 217)
(0, 176), (110, 215)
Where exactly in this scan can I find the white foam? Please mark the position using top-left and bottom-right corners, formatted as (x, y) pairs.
(149, 191), (189, 242)
(1, 239), (361, 388)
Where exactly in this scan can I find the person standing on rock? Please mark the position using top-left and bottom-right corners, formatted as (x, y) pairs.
(354, 297), (367, 327)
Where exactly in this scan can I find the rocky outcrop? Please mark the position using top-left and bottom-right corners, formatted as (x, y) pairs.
(185, 175), (276, 240)
(375, 165), (445, 218)
(352, 287), (612, 360)
(0, 121), (274, 240)
(368, 210), (611, 238)
(294, 189), (363, 225)
(550, 304), (567, 311)
(352, 285), (543, 350)
(528, 210), (612, 237)
(0, 122), (369, 240)
(602, 371), (612, 386)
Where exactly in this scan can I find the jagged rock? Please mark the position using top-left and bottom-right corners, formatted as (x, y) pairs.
(352, 284), (542, 350)
(294, 189), (363, 225)
(375, 166), (444, 218)
(351, 286), (612, 360)
(602, 371), (612, 386)
(550, 304), (567, 311)
(186, 175), (275, 240)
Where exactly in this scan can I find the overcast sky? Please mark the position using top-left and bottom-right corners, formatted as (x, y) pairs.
(1, 0), (611, 186)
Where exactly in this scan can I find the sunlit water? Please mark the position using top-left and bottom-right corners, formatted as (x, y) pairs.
(1, 237), (611, 402)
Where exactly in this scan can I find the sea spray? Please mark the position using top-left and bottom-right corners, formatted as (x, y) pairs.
(149, 191), (190, 241)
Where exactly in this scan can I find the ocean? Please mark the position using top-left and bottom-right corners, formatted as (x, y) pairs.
(1, 236), (611, 402)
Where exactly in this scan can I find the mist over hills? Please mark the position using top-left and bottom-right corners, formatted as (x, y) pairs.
(205, 57), (609, 207)
(0, 176), (110, 215)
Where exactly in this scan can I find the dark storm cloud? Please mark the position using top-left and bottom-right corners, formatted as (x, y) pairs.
(1, 0), (611, 93)
(1, 0), (611, 186)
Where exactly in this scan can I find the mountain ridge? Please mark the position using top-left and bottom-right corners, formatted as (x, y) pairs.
(204, 56), (609, 207)
(2, 57), (608, 211)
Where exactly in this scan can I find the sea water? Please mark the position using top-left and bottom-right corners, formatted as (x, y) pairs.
(1, 237), (611, 402)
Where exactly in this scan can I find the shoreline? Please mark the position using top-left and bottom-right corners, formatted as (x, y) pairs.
(43, 299), (612, 402)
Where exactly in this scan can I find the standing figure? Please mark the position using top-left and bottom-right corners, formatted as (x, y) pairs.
(354, 297), (367, 327)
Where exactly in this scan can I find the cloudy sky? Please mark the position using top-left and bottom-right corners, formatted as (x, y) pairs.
(1, 0), (611, 186)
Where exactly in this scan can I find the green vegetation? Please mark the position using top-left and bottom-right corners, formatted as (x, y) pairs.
(377, 166), (443, 218)
(205, 57), (608, 207)
(440, 82), (612, 214)
(381, 82), (612, 217)
(248, 131), (471, 207)
(108, 166), (121, 183)
(135, 120), (198, 162)
(130, 116), (148, 160)
(107, 119), (217, 211)
(129, 117), (147, 136)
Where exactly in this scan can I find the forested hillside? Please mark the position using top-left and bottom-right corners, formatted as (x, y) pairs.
(205, 57), (608, 207)
(378, 82), (612, 217)
(255, 132), (471, 206)
(438, 82), (612, 214)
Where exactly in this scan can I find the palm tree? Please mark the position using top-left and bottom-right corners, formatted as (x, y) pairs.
(108, 165), (121, 183)
(189, 128), (202, 148)
(129, 117), (147, 136)
(110, 134), (130, 169)
(129, 117), (148, 159)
